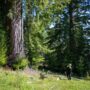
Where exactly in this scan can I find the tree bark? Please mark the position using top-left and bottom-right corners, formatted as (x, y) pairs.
(11, 0), (25, 58)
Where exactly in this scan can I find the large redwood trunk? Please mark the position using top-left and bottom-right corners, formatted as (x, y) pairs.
(11, 0), (25, 58)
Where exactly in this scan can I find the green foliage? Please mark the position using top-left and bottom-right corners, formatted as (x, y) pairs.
(32, 55), (45, 69)
(0, 25), (7, 66)
(25, 0), (71, 67)
(46, 0), (89, 76)
(12, 58), (29, 69)
(76, 56), (85, 76)
(7, 9), (13, 20)
(33, 56), (44, 64)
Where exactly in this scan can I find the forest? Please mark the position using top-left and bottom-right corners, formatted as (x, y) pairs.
(0, 0), (90, 78)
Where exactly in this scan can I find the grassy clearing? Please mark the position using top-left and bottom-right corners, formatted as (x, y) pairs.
(0, 69), (90, 90)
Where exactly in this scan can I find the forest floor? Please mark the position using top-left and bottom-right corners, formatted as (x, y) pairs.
(0, 68), (90, 90)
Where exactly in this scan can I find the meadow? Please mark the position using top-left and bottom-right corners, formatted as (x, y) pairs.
(0, 68), (90, 90)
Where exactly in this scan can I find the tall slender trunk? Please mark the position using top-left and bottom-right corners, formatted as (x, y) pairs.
(68, 1), (75, 62)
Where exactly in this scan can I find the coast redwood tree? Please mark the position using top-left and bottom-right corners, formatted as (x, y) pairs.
(7, 0), (25, 59)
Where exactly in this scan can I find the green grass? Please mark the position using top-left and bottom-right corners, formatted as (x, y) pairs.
(0, 69), (90, 90)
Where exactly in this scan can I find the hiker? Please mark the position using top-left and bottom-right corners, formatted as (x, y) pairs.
(66, 63), (72, 80)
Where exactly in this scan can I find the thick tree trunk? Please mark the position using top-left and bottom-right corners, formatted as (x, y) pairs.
(11, 0), (25, 58)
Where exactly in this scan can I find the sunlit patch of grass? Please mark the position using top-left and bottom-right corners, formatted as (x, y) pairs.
(0, 68), (90, 90)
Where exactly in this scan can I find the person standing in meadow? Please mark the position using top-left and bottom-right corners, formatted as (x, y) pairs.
(66, 64), (72, 80)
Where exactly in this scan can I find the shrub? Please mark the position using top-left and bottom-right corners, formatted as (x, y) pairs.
(32, 56), (45, 69)
(33, 56), (44, 64)
(0, 25), (7, 66)
(0, 50), (7, 66)
(12, 58), (29, 70)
